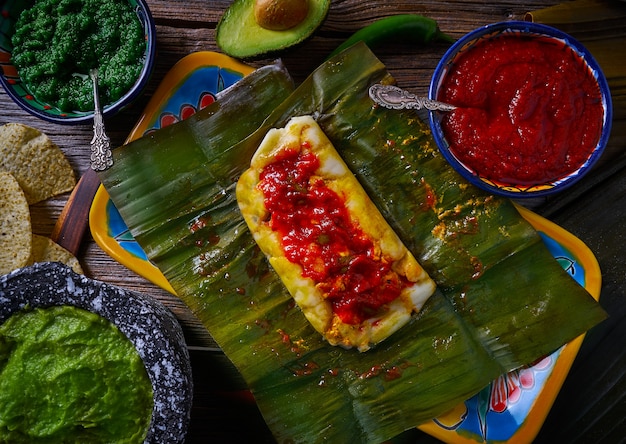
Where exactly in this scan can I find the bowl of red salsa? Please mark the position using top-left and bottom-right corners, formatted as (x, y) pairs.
(429, 21), (612, 197)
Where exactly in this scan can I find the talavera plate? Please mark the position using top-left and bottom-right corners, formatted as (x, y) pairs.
(418, 204), (600, 443)
(89, 51), (601, 444)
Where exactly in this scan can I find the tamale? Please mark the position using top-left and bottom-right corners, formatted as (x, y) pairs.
(99, 44), (606, 443)
(237, 115), (437, 352)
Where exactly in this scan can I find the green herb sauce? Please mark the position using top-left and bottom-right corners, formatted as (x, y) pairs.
(0, 306), (153, 443)
(11, 0), (146, 112)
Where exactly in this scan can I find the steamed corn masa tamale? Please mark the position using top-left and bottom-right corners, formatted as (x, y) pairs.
(237, 116), (436, 351)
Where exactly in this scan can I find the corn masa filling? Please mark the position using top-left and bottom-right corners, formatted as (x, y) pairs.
(237, 116), (436, 352)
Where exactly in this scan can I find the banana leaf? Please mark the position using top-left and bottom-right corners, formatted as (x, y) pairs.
(99, 44), (607, 443)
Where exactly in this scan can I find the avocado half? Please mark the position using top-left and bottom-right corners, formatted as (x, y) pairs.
(216, 0), (331, 58)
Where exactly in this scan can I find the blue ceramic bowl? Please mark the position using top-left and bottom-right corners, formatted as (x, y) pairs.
(429, 21), (612, 198)
(0, 0), (156, 125)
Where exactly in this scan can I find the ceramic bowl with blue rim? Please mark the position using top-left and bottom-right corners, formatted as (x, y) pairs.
(428, 21), (612, 198)
(0, 0), (156, 124)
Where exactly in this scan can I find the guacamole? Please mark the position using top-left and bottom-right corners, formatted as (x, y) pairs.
(0, 305), (153, 443)
(11, 0), (146, 112)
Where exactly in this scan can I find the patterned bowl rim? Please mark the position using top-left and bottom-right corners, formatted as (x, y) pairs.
(428, 21), (613, 198)
(0, 0), (156, 125)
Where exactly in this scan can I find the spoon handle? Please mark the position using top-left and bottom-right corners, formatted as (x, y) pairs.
(89, 69), (113, 171)
(369, 83), (456, 112)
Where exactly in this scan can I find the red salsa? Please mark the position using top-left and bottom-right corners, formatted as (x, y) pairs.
(258, 146), (408, 325)
(438, 33), (604, 185)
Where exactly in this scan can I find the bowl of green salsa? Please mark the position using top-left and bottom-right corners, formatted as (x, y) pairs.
(0, 262), (193, 443)
(0, 0), (156, 124)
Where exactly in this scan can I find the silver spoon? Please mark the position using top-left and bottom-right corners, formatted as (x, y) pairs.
(368, 83), (456, 112)
(88, 68), (113, 171)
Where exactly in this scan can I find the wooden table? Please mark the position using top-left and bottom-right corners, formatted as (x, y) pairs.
(1, 1), (624, 442)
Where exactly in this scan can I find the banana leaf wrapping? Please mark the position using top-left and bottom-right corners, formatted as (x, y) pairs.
(99, 44), (607, 443)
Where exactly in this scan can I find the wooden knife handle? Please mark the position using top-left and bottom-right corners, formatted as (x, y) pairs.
(50, 168), (101, 256)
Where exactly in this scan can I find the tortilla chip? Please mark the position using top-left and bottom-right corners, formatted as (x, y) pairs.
(30, 234), (84, 275)
(0, 123), (76, 204)
(0, 171), (32, 275)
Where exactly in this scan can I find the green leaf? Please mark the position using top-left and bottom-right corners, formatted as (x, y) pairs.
(100, 44), (606, 443)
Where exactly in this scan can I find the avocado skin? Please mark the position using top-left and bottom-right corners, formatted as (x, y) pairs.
(216, 0), (330, 59)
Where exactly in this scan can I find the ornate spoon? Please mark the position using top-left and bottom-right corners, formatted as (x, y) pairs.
(88, 68), (113, 171)
(51, 69), (112, 253)
(368, 83), (456, 112)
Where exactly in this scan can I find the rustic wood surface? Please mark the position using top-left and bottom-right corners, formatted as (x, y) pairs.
(1, 1), (624, 442)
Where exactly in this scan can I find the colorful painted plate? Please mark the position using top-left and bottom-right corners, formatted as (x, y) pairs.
(418, 204), (601, 443)
(89, 52), (601, 443)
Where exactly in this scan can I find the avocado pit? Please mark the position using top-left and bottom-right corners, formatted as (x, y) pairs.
(254, 0), (309, 30)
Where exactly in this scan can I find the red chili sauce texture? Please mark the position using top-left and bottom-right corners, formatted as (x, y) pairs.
(258, 144), (408, 325)
(438, 33), (604, 185)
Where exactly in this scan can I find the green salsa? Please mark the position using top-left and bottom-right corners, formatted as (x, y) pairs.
(11, 0), (146, 112)
(0, 305), (153, 443)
